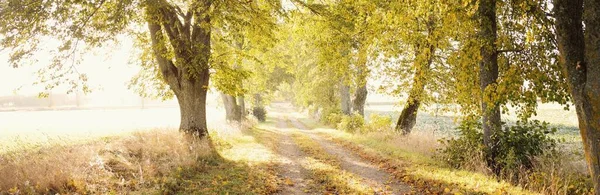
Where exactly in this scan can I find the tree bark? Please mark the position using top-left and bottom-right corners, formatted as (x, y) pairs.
(253, 93), (262, 106)
(352, 46), (369, 116)
(340, 82), (352, 115)
(177, 75), (210, 137)
(237, 96), (246, 117)
(554, 0), (600, 192)
(352, 85), (368, 116)
(146, 0), (212, 139)
(221, 93), (242, 122)
(478, 0), (501, 163)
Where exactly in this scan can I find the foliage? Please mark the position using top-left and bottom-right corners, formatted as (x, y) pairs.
(362, 114), (393, 133)
(337, 114), (364, 133)
(325, 113), (343, 127)
(436, 120), (485, 170)
(252, 106), (267, 122)
(321, 108), (342, 125)
(437, 120), (560, 180)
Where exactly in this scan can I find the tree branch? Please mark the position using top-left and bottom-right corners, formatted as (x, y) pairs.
(147, 21), (181, 91)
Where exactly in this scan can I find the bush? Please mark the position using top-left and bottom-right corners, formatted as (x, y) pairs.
(337, 114), (364, 133)
(252, 107), (267, 122)
(436, 120), (485, 169)
(362, 114), (393, 133)
(321, 108), (342, 125)
(326, 113), (342, 125)
(437, 120), (559, 179)
(491, 120), (558, 175)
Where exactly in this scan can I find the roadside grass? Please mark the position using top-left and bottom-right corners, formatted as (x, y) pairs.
(297, 117), (537, 195)
(0, 121), (279, 194)
(290, 131), (375, 194)
(359, 103), (592, 194)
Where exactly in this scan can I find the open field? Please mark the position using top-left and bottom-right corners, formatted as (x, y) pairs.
(364, 102), (584, 153)
(0, 106), (222, 153)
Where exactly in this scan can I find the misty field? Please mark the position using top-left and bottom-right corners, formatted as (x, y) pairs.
(0, 106), (224, 153)
(0, 102), (583, 153)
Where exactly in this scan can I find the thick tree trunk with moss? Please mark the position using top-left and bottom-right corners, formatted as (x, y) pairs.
(554, 0), (600, 192)
(340, 82), (352, 115)
(146, 1), (212, 139)
(221, 93), (242, 122)
(478, 0), (501, 165)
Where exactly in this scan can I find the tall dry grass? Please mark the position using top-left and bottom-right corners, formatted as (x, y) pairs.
(0, 128), (213, 194)
(356, 122), (592, 194)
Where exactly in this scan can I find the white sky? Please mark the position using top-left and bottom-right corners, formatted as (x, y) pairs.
(0, 36), (140, 98)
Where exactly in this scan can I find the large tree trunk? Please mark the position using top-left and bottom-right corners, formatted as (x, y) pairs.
(478, 0), (501, 173)
(177, 76), (210, 137)
(554, 0), (600, 192)
(478, 0), (501, 157)
(352, 85), (368, 116)
(396, 99), (420, 134)
(221, 93), (242, 122)
(340, 82), (352, 115)
(352, 46), (369, 116)
(146, 1), (212, 139)
(238, 96), (246, 117)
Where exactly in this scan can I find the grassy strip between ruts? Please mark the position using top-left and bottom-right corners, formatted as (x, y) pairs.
(290, 128), (384, 194)
(296, 117), (537, 195)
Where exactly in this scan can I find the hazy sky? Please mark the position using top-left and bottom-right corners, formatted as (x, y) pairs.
(0, 36), (140, 97)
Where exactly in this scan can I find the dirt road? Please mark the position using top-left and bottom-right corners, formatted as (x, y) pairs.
(265, 103), (411, 194)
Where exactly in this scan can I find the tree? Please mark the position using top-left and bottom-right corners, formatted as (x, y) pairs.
(373, 0), (453, 134)
(477, 0), (502, 165)
(554, 0), (600, 192)
(0, 0), (282, 141)
(430, 0), (569, 176)
(292, 0), (378, 117)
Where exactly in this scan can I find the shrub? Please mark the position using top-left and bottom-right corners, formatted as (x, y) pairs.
(321, 108), (342, 125)
(491, 120), (558, 177)
(437, 120), (595, 194)
(437, 120), (559, 179)
(326, 113), (343, 125)
(337, 114), (364, 133)
(436, 120), (485, 170)
(362, 114), (393, 133)
(252, 107), (267, 122)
